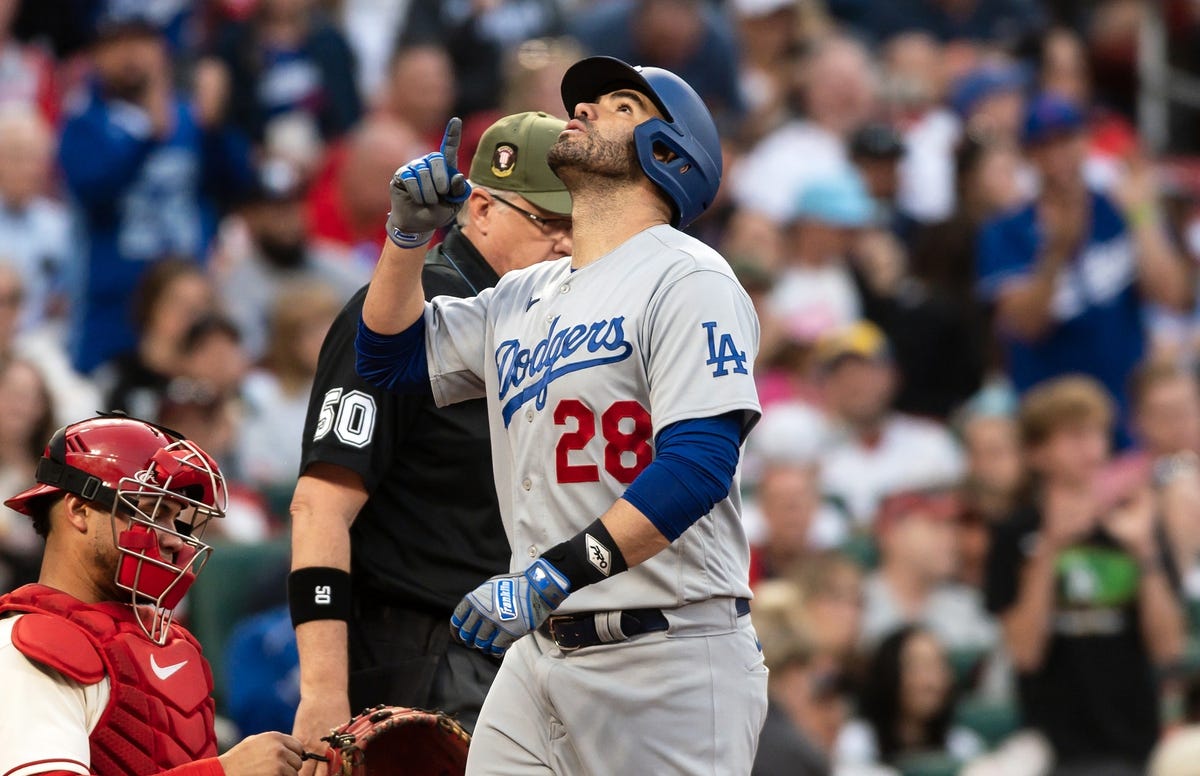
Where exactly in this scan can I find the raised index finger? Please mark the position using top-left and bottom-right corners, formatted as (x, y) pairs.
(440, 117), (463, 171)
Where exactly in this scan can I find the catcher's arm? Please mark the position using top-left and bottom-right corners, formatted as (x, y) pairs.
(17, 734), (303, 776)
(289, 465), (368, 776)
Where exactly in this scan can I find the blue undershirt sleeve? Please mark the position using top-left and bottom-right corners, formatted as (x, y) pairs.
(354, 316), (432, 395)
(621, 412), (742, 542)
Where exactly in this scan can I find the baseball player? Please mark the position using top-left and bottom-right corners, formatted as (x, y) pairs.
(0, 415), (304, 776)
(289, 111), (572, 754)
(355, 56), (767, 774)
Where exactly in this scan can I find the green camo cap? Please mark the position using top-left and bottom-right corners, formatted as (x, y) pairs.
(469, 111), (572, 216)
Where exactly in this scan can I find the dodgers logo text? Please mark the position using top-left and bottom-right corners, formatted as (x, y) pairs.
(495, 315), (634, 425)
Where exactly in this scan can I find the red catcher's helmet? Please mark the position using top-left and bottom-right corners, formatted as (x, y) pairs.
(6, 415), (227, 643)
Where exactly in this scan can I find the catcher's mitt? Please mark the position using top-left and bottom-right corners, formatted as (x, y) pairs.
(322, 705), (471, 776)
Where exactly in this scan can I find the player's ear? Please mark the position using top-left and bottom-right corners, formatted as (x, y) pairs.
(61, 494), (92, 534)
(651, 141), (677, 164)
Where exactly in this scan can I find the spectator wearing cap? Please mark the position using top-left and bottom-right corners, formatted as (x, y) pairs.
(1036, 27), (1138, 191)
(860, 489), (997, 654)
(814, 321), (965, 529)
(767, 173), (873, 347)
(215, 158), (367, 360)
(976, 94), (1191, 448)
(950, 62), (1029, 145)
(58, 10), (252, 373)
(955, 385), (1025, 528)
(850, 122), (907, 236)
(985, 375), (1186, 774)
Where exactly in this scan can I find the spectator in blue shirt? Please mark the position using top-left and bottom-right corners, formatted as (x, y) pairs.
(209, 0), (363, 147)
(976, 94), (1190, 445)
(58, 13), (252, 374)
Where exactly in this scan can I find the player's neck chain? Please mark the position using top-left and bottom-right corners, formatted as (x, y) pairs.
(439, 246), (480, 295)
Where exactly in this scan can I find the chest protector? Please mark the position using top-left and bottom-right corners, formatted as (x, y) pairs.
(0, 584), (217, 775)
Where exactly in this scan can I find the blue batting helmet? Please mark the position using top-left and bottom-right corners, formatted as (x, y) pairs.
(560, 56), (722, 228)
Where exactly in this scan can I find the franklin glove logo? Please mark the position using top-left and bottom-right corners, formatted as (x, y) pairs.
(495, 579), (519, 621)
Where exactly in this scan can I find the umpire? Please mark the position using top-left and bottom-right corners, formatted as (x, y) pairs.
(289, 112), (572, 754)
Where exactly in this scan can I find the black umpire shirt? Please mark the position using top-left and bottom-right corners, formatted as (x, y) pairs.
(300, 226), (510, 613)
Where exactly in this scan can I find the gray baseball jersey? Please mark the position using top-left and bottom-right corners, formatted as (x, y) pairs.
(423, 224), (761, 614)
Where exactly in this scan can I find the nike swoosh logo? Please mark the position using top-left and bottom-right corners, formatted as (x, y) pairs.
(525, 297), (540, 311)
(150, 654), (188, 680)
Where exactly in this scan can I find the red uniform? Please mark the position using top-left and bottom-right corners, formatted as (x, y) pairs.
(0, 585), (222, 776)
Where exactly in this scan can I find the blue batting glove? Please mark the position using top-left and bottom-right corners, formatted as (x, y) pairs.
(385, 117), (472, 248)
(450, 558), (570, 656)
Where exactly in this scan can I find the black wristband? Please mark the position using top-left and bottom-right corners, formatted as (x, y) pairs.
(540, 518), (630, 591)
(288, 567), (353, 627)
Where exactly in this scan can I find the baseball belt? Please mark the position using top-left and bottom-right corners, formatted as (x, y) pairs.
(539, 597), (751, 651)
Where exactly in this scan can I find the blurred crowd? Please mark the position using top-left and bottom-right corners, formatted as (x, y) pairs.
(2, 0), (1200, 773)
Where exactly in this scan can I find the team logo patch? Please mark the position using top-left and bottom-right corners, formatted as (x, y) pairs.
(702, 321), (749, 377)
(491, 143), (518, 177)
(585, 534), (611, 576)
(495, 579), (519, 621)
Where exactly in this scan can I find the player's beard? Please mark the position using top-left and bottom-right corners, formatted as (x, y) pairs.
(547, 123), (641, 184)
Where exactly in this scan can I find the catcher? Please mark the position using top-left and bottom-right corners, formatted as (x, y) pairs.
(0, 415), (305, 776)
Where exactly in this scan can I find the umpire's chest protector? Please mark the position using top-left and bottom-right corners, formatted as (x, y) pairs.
(0, 584), (217, 775)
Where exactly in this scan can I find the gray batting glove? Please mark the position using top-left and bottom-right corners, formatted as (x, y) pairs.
(450, 558), (570, 656)
(385, 117), (471, 249)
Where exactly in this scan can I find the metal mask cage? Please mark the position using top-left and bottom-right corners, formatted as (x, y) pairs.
(109, 439), (227, 644)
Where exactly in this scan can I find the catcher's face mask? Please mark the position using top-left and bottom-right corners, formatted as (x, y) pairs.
(112, 440), (227, 644)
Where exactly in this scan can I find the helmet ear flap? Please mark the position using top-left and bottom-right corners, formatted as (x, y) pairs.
(633, 118), (720, 228)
